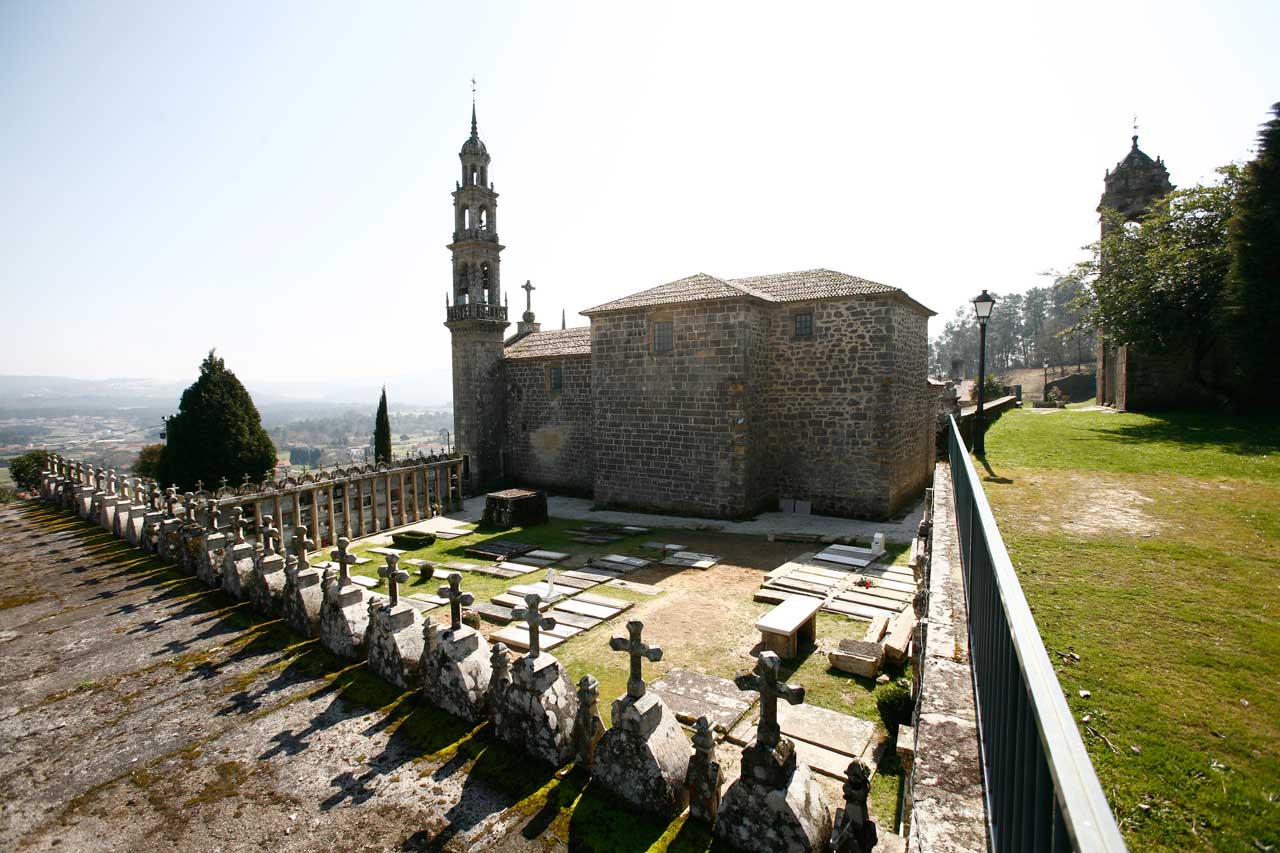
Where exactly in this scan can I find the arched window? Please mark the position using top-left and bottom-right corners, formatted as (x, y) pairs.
(479, 207), (489, 230)
(480, 263), (491, 302)
(469, 165), (479, 186)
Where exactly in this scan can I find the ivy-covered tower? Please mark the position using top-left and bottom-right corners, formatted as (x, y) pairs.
(445, 103), (508, 493)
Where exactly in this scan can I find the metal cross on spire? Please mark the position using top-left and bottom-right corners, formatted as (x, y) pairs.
(512, 593), (556, 658)
(438, 571), (475, 631)
(1132, 114), (1140, 147)
(733, 651), (805, 750)
(379, 553), (409, 606)
(608, 619), (663, 699)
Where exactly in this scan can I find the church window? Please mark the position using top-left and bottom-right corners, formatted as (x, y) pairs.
(479, 207), (489, 229)
(794, 312), (814, 338)
(549, 365), (563, 390)
(654, 321), (673, 353)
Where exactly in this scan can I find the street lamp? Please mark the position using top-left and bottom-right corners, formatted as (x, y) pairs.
(972, 290), (997, 455)
(1042, 360), (1049, 401)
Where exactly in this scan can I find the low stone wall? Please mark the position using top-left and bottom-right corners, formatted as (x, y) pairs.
(954, 395), (1018, 449)
(1045, 370), (1096, 404)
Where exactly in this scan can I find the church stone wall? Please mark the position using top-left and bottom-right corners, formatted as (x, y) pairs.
(449, 324), (508, 494)
(590, 300), (762, 518)
(505, 354), (594, 494)
(761, 295), (929, 520)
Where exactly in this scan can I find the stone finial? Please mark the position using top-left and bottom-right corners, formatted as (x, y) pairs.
(830, 758), (877, 853)
(422, 615), (437, 654)
(608, 619), (662, 699)
(231, 506), (247, 545)
(488, 641), (512, 701)
(260, 516), (280, 556)
(292, 525), (315, 563)
(572, 674), (606, 772)
(379, 553), (409, 606)
(686, 715), (723, 824)
(734, 651), (805, 751)
(330, 536), (358, 585)
(511, 593), (556, 659)
(437, 572), (474, 632)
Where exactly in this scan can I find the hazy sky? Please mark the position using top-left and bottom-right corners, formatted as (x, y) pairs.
(2, 1), (1276, 404)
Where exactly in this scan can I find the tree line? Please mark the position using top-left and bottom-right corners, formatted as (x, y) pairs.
(928, 276), (1097, 378)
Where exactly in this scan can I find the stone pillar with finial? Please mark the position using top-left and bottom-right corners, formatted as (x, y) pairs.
(221, 505), (258, 601)
(365, 553), (424, 688)
(281, 525), (323, 637)
(489, 592), (579, 765)
(592, 620), (690, 817)
(318, 536), (371, 660)
(247, 516), (286, 615)
(420, 572), (492, 721)
(714, 651), (834, 851)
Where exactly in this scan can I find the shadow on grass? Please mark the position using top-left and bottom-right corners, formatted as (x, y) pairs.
(976, 454), (1013, 485)
(1089, 410), (1280, 457)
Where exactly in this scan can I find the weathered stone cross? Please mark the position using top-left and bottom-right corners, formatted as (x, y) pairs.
(260, 516), (280, 556)
(194, 479), (204, 493)
(330, 536), (358, 585)
(379, 553), (409, 606)
(521, 279), (535, 312)
(230, 506), (247, 545)
(165, 487), (179, 518)
(608, 619), (662, 699)
(207, 499), (222, 531)
(511, 593), (556, 658)
(183, 492), (196, 521)
(292, 525), (314, 564)
(733, 651), (805, 751)
(438, 572), (474, 631)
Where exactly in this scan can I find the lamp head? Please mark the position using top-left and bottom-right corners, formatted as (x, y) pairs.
(972, 290), (996, 324)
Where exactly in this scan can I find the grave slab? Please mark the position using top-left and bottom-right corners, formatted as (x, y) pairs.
(492, 625), (566, 652)
(472, 601), (514, 624)
(649, 668), (754, 731)
(606, 578), (662, 595)
(526, 549), (569, 562)
(546, 609), (601, 630)
(576, 591), (633, 610)
(555, 599), (620, 620)
(368, 547), (406, 557)
(349, 575), (378, 589)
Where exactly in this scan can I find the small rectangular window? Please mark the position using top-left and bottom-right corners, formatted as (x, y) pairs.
(654, 321), (673, 352)
(549, 365), (563, 390)
(794, 312), (813, 338)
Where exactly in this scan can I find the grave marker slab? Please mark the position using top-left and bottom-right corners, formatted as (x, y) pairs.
(648, 668), (753, 731)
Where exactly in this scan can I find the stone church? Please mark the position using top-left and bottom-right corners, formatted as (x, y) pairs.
(445, 108), (937, 520)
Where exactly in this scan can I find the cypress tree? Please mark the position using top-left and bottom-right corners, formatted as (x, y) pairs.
(374, 386), (392, 464)
(1226, 102), (1280, 401)
(156, 350), (277, 489)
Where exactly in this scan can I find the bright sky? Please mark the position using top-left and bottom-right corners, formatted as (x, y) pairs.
(2, 1), (1276, 404)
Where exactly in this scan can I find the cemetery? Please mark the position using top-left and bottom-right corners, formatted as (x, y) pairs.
(3, 456), (935, 851)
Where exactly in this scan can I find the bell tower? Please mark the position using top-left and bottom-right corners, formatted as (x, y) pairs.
(446, 100), (509, 494)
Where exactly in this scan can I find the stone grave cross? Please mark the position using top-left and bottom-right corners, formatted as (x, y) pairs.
(733, 651), (805, 750)
(207, 499), (222, 531)
(438, 572), (474, 631)
(260, 516), (280, 556)
(292, 525), (314, 564)
(608, 619), (663, 699)
(511, 593), (556, 658)
(379, 553), (409, 606)
(330, 536), (358, 585)
(183, 493), (196, 522)
(165, 487), (179, 518)
(231, 507), (247, 545)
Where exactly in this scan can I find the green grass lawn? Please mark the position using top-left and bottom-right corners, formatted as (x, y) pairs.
(979, 407), (1280, 851)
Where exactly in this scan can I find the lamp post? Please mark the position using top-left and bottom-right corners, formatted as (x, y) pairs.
(972, 290), (997, 455)
(1042, 359), (1049, 401)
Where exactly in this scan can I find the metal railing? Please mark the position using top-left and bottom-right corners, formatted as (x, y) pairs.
(948, 415), (1126, 852)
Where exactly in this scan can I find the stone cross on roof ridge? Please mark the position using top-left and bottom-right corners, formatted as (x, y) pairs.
(379, 553), (409, 606)
(260, 515), (280, 555)
(511, 593), (556, 658)
(330, 536), (358, 585)
(292, 525), (315, 563)
(438, 572), (474, 631)
(608, 619), (662, 699)
(194, 479), (204, 493)
(733, 651), (805, 751)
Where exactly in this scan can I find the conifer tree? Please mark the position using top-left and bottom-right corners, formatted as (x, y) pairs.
(156, 350), (277, 489)
(1226, 102), (1280, 400)
(374, 386), (392, 464)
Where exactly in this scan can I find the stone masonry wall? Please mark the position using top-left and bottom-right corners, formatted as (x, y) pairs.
(504, 354), (594, 494)
(590, 300), (764, 518)
(449, 322), (509, 494)
(762, 295), (902, 519)
(884, 301), (935, 515)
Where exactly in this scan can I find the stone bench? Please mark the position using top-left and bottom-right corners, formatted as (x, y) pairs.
(755, 595), (821, 659)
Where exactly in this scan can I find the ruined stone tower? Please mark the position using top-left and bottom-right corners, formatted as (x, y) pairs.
(445, 103), (508, 493)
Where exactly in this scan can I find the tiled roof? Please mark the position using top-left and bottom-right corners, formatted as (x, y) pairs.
(727, 269), (896, 302)
(582, 268), (932, 315)
(504, 327), (592, 359)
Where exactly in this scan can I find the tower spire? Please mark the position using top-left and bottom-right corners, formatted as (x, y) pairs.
(471, 77), (479, 140)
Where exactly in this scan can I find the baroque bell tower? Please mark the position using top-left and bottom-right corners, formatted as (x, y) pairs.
(445, 100), (509, 494)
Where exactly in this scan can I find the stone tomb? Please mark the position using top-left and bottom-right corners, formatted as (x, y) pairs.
(196, 502), (226, 588)
(648, 668), (754, 731)
(592, 620), (690, 818)
(221, 508), (256, 601)
(247, 519), (286, 615)
(319, 537), (371, 661)
(420, 573), (492, 721)
(364, 554), (424, 688)
(489, 594), (578, 766)
(715, 652), (833, 852)
(281, 527), (323, 638)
